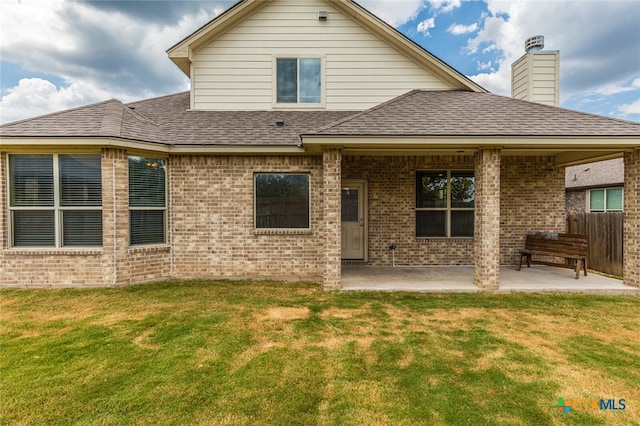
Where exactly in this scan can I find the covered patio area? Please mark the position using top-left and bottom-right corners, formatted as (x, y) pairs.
(341, 265), (639, 295)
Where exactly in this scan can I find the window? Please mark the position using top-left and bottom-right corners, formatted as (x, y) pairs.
(129, 156), (166, 245)
(589, 188), (623, 212)
(255, 174), (310, 229)
(416, 170), (474, 238)
(8, 154), (102, 247)
(276, 58), (321, 104)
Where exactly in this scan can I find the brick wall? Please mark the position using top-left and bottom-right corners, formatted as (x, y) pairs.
(500, 156), (565, 264)
(624, 149), (640, 288)
(1, 150), (567, 288)
(342, 155), (476, 266)
(474, 149), (501, 289)
(169, 154), (325, 282)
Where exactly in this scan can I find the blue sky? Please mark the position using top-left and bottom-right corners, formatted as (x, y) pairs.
(1, 0), (639, 124)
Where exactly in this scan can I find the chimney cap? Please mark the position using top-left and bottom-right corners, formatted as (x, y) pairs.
(525, 35), (545, 53)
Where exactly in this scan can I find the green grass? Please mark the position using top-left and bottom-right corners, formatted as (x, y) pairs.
(1, 280), (639, 425)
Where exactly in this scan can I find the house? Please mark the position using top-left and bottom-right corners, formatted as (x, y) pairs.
(566, 158), (624, 212)
(1, 0), (639, 290)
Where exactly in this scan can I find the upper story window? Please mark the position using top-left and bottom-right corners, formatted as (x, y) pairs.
(128, 156), (166, 246)
(276, 58), (321, 104)
(589, 188), (623, 212)
(8, 154), (102, 247)
(415, 170), (475, 238)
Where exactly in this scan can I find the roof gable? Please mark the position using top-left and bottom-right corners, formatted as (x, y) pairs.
(167, 0), (484, 93)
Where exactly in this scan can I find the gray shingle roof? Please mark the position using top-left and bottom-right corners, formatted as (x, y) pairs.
(0, 92), (357, 146)
(565, 158), (624, 189)
(312, 90), (640, 137)
(3, 90), (640, 148)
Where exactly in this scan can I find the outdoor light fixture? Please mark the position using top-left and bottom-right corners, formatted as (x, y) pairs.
(318, 11), (328, 20)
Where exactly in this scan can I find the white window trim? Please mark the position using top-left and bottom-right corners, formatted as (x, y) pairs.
(415, 170), (475, 238)
(272, 56), (326, 109)
(588, 187), (624, 212)
(7, 153), (103, 248)
(254, 172), (312, 231)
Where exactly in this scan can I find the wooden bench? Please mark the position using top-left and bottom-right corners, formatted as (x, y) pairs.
(518, 232), (588, 279)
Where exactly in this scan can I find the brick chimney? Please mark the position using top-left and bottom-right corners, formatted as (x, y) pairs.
(511, 36), (560, 107)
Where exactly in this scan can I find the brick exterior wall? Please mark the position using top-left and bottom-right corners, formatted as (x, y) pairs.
(500, 156), (565, 264)
(342, 155), (476, 266)
(474, 149), (501, 289)
(1, 150), (567, 288)
(624, 149), (640, 288)
(169, 154), (325, 282)
(323, 149), (342, 289)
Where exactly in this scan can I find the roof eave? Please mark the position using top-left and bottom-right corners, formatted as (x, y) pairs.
(167, 0), (270, 76)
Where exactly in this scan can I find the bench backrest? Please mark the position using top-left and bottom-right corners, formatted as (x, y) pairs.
(524, 232), (588, 257)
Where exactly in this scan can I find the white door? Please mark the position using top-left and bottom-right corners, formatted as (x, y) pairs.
(341, 181), (366, 260)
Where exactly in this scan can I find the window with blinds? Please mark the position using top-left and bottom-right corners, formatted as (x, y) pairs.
(8, 154), (102, 247)
(128, 156), (166, 245)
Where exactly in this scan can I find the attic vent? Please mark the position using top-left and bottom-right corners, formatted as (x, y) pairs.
(525, 35), (544, 52)
(318, 11), (328, 21)
(275, 119), (285, 127)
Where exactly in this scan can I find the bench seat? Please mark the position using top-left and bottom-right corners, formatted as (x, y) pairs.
(518, 233), (588, 279)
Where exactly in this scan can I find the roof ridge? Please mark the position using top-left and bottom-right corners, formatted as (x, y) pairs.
(312, 89), (422, 133)
(98, 100), (126, 137)
(0, 98), (118, 128)
(126, 91), (189, 108)
(484, 92), (640, 125)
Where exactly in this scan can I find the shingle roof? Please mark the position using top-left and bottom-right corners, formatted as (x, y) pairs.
(312, 90), (640, 137)
(565, 158), (624, 189)
(3, 90), (640, 148)
(0, 92), (356, 146)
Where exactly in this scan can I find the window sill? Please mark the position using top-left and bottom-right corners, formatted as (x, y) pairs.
(254, 229), (313, 236)
(128, 244), (171, 254)
(3, 248), (103, 256)
(416, 237), (474, 242)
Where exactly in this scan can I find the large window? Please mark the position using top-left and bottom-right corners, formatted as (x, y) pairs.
(9, 154), (102, 247)
(416, 170), (475, 238)
(255, 173), (310, 229)
(589, 188), (623, 212)
(129, 156), (166, 245)
(276, 58), (321, 104)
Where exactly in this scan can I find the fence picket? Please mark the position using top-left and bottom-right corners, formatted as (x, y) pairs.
(566, 211), (623, 276)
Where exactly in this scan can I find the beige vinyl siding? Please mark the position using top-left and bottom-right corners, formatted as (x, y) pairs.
(511, 51), (559, 107)
(191, 0), (453, 111)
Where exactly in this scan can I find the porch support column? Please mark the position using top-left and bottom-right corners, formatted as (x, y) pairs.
(323, 148), (342, 290)
(474, 148), (501, 290)
(624, 148), (640, 288)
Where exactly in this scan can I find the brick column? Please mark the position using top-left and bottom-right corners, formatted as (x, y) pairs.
(102, 148), (129, 285)
(323, 148), (342, 290)
(624, 149), (640, 288)
(474, 148), (501, 290)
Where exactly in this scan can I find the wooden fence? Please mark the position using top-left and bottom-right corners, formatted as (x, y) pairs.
(566, 211), (623, 277)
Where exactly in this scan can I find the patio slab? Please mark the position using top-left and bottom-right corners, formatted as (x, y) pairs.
(341, 265), (639, 295)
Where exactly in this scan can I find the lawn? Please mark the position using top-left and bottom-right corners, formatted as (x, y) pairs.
(1, 280), (638, 425)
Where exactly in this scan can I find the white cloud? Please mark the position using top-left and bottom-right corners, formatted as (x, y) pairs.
(0, 78), (112, 124)
(465, 0), (640, 104)
(358, 0), (426, 26)
(417, 18), (436, 36)
(447, 23), (478, 35)
(618, 98), (640, 116)
(427, 0), (461, 13)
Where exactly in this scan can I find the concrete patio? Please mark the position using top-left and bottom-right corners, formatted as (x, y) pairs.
(341, 265), (639, 295)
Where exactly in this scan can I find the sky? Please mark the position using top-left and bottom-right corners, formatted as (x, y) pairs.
(1, 0), (639, 124)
